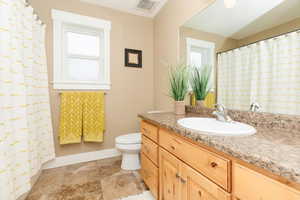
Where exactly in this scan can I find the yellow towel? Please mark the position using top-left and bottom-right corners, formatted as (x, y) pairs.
(190, 92), (215, 108)
(59, 92), (83, 145)
(83, 92), (105, 142)
(204, 92), (216, 108)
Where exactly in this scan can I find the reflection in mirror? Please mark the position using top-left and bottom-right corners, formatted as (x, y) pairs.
(186, 38), (216, 108)
(181, 0), (300, 115)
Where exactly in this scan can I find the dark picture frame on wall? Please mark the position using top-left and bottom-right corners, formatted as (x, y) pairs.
(124, 48), (142, 68)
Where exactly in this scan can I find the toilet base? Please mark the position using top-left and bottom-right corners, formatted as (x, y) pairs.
(121, 153), (141, 170)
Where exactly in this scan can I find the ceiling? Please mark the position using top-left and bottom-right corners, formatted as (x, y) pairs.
(184, 0), (300, 40)
(80, 0), (168, 18)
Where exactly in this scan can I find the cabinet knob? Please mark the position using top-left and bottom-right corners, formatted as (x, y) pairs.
(198, 190), (202, 196)
(210, 162), (218, 168)
(175, 173), (180, 179)
(180, 177), (186, 184)
(170, 145), (175, 150)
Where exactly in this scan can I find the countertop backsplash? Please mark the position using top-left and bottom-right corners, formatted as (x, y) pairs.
(186, 105), (300, 132)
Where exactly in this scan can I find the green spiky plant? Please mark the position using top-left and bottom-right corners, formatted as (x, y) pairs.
(168, 63), (190, 101)
(190, 65), (212, 101)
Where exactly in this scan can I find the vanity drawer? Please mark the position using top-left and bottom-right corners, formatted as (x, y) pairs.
(159, 128), (231, 191)
(141, 121), (158, 143)
(142, 135), (158, 165)
(141, 153), (158, 199)
(233, 163), (300, 200)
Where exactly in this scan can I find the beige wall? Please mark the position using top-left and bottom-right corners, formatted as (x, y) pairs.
(179, 26), (238, 59)
(153, 0), (215, 111)
(238, 17), (300, 47)
(29, 0), (154, 156)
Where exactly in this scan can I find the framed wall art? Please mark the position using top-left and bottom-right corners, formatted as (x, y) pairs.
(125, 48), (142, 68)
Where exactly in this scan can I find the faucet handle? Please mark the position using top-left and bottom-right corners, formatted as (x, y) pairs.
(215, 104), (226, 112)
(250, 102), (261, 112)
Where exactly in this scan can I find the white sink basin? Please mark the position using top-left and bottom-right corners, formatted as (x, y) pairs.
(177, 118), (256, 136)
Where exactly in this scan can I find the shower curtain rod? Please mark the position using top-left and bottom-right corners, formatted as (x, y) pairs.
(217, 28), (300, 54)
(24, 0), (45, 25)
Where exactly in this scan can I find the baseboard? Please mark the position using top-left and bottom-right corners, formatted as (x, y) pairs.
(43, 148), (121, 169)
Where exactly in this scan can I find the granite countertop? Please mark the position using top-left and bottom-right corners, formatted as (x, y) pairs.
(138, 112), (300, 185)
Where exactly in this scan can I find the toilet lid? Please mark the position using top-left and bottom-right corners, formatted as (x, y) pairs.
(116, 133), (142, 144)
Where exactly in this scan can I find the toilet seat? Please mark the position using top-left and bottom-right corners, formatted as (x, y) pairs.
(115, 133), (141, 144)
(115, 143), (141, 150)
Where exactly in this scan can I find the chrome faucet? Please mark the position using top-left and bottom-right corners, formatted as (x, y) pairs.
(250, 102), (261, 112)
(212, 104), (233, 123)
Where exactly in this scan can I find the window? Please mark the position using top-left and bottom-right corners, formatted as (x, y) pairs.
(186, 38), (215, 69)
(186, 38), (215, 90)
(52, 9), (111, 90)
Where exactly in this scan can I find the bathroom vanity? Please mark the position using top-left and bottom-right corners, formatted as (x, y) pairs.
(139, 112), (300, 200)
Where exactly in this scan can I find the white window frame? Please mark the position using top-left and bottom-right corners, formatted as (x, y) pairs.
(186, 37), (215, 68)
(52, 9), (111, 90)
(186, 38), (216, 92)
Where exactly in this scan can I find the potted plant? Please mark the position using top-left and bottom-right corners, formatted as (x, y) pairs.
(190, 65), (212, 107)
(168, 63), (190, 115)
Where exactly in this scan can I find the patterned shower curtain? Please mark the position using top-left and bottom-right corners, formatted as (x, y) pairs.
(217, 31), (300, 115)
(0, 0), (55, 199)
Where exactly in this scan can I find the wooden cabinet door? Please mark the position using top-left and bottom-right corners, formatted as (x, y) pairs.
(141, 153), (158, 198)
(233, 163), (300, 200)
(159, 148), (181, 200)
(181, 161), (231, 200)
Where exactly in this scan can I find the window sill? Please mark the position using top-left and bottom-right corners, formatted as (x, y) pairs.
(52, 82), (111, 90)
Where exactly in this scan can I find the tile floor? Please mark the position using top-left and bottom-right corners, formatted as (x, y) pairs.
(26, 157), (148, 200)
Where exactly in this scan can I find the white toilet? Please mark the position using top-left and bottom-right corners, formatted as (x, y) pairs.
(115, 133), (142, 170)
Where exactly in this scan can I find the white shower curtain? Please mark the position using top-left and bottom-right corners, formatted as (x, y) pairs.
(0, 0), (55, 199)
(218, 31), (300, 115)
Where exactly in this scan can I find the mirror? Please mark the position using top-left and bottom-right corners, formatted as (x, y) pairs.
(181, 0), (300, 115)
